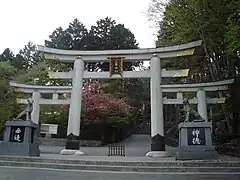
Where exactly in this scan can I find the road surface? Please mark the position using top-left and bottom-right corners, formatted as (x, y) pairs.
(0, 167), (239, 180)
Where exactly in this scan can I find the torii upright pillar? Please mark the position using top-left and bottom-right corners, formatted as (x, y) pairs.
(197, 89), (208, 121)
(146, 54), (168, 157)
(31, 92), (41, 124)
(60, 57), (84, 155)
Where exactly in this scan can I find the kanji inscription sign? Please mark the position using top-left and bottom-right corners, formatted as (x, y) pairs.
(108, 57), (124, 77)
(187, 127), (206, 145)
(9, 126), (25, 143)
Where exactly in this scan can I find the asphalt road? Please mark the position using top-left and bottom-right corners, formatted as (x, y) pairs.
(0, 167), (240, 180)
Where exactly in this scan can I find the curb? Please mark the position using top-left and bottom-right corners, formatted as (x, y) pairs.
(0, 156), (240, 167)
(0, 156), (239, 167)
(0, 160), (240, 173)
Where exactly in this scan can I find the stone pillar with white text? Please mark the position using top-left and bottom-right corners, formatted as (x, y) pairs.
(146, 54), (167, 157)
(61, 57), (84, 155)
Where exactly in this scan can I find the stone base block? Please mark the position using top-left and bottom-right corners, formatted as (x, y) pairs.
(65, 134), (80, 150)
(176, 148), (219, 160)
(0, 120), (40, 157)
(75, 150), (84, 156)
(60, 149), (84, 156)
(176, 121), (219, 160)
(146, 151), (169, 158)
(0, 142), (40, 156)
(151, 134), (165, 151)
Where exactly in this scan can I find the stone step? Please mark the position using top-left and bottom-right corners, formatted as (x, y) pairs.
(0, 160), (240, 173)
(0, 156), (239, 168)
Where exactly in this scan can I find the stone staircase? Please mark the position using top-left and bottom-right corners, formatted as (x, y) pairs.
(0, 155), (239, 173)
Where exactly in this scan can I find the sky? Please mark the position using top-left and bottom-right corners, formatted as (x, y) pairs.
(0, 0), (159, 54)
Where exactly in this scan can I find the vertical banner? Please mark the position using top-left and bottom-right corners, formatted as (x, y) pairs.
(108, 57), (124, 77)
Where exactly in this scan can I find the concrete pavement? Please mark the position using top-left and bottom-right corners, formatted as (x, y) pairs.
(40, 134), (177, 156)
(0, 167), (240, 180)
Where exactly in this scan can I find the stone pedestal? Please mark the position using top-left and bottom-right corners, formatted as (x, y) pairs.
(0, 120), (40, 156)
(176, 121), (218, 160)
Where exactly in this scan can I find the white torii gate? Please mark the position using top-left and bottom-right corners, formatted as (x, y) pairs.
(11, 79), (232, 121)
(10, 79), (232, 156)
(10, 40), (234, 157)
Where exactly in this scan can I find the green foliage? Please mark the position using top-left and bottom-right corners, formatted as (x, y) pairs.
(0, 62), (17, 100)
(148, 0), (240, 139)
(19, 42), (42, 69)
(225, 23), (240, 55)
(108, 117), (132, 127)
(0, 42), (43, 133)
(14, 62), (49, 85)
(88, 17), (138, 51)
(0, 48), (15, 63)
(0, 62), (19, 134)
(45, 17), (139, 72)
(40, 105), (68, 125)
(150, 0), (240, 81)
(0, 61), (17, 80)
(0, 42), (42, 70)
(183, 92), (195, 99)
(45, 19), (88, 50)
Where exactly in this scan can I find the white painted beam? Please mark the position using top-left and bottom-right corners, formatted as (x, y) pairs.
(16, 97), (225, 105)
(38, 40), (202, 63)
(10, 82), (72, 93)
(38, 41), (202, 56)
(163, 98), (226, 104)
(13, 88), (72, 93)
(48, 71), (73, 79)
(161, 79), (233, 88)
(161, 86), (229, 92)
(9, 79), (233, 94)
(48, 69), (190, 79)
(17, 99), (70, 105)
(12, 85), (229, 93)
(42, 49), (195, 62)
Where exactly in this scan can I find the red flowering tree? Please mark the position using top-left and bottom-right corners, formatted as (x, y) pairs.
(82, 81), (132, 125)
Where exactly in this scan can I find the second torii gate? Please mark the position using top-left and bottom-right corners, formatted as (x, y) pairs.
(10, 78), (233, 156)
